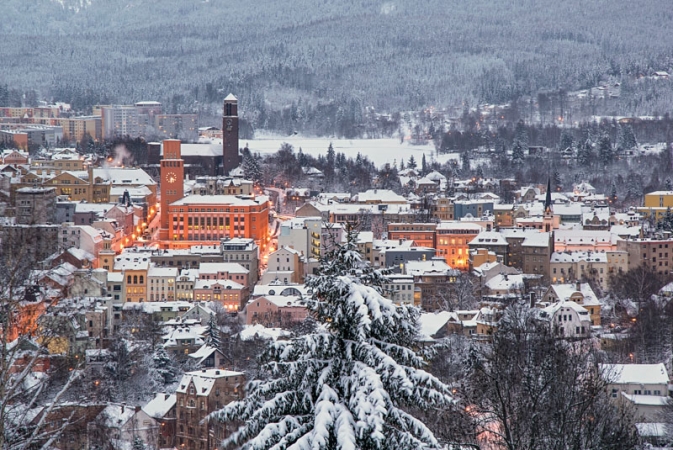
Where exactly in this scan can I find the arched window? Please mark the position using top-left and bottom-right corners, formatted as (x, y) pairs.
(139, 276), (144, 284)
(127, 275), (131, 284)
(133, 275), (138, 284)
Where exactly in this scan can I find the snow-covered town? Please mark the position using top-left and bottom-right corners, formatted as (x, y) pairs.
(3, 89), (673, 449)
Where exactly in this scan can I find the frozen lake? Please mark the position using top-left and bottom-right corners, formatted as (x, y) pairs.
(239, 136), (460, 168)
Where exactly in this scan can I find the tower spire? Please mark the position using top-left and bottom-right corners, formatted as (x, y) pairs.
(544, 177), (553, 214)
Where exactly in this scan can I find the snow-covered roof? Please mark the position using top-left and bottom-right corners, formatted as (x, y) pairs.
(542, 300), (591, 317)
(258, 295), (306, 308)
(148, 266), (179, 278)
(170, 194), (268, 207)
(101, 403), (136, 429)
(405, 259), (456, 276)
(550, 251), (607, 263)
(469, 231), (508, 246)
(636, 422), (667, 437)
(548, 283), (599, 305)
(485, 273), (524, 291)
(601, 363), (670, 385)
(143, 393), (176, 419)
(353, 189), (407, 203)
(621, 393), (669, 406)
(198, 262), (249, 274)
(521, 232), (551, 247)
(193, 279), (244, 290)
(176, 369), (244, 397)
(188, 344), (218, 364)
(418, 311), (457, 340)
(239, 324), (291, 341)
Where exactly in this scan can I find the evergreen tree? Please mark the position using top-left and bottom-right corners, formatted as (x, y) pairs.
(514, 119), (528, 149)
(242, 147), (263, 185)
(559, 129), (574, 152)
(325, 142), (336, 184)
(618, 124), (637, 151)
(407, 155), (417, 169)
(152, 344), (178, 385)
(204, 313), (222, 348)
(598, 134), (614, 165)
(610, 180), (618, 204)
(211, 225), (453, 449)
(399, 159), (405, 171)
(553, 171), (562, 191)
(577, 139), (593, 166)
(132, 435), (146, 450)
(461, 150), (470, 173)
(666, 177), (673, 192)
(421, 153), (428, 175)
(511, 140), (525, 165)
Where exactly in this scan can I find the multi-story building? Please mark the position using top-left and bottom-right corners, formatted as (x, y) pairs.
(148, 266), (179, 301)
(278, 216), (322, 260)
(639, 191), (673, 221)
(382, 274), (416, 306)
(245, 295), (308, 328)
(175, 369), (245, 450)
(193, 279), (246, 311)
(113, 251), (151, 303)
(387, 222), (437, 249)
(165, 195), (270, 248)
(467, 231), (509, 265)
(220, 238), (259, 286)
(101, 105), (140, 139)
(435, 221), (483, 270)
(15, 187), (56, 224)
(617, 236), (673, 275)
(198, 262), (250, 288)
(261, 246), (305, 284)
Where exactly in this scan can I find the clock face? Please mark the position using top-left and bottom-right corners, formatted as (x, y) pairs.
(165, 172), (177, 184)
(226, 119), (232, 126)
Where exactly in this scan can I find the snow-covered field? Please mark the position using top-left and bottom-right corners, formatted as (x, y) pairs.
(240, 135), (460, 168)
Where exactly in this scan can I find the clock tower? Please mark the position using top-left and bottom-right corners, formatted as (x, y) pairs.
(159, 139), (184, 240)
(222, 93), (241, 175)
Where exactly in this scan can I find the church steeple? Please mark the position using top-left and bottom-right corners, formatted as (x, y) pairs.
(544, 178), (553, 215)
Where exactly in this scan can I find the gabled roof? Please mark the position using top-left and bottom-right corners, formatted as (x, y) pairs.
(600, 363), (669, 385)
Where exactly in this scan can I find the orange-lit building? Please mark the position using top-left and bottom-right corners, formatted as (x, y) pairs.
(387, 223), (437, 249)
(158, 139), (270, 251)
(159, 139), (185, 240)
(435, 222), (483, 270)
(165, 195), (270, 246)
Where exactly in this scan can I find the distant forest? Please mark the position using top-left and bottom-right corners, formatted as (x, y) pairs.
(2, 0), (673, 136)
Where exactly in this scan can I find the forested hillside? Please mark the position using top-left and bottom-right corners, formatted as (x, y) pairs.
(2, 0), (673, 131)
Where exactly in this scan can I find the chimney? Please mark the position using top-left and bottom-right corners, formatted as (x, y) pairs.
(121, 402), (126, 414)
(576, 281), (581, 291)
(135, 405), (141, 413)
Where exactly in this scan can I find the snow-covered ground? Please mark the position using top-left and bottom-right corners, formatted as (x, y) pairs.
(238, 135), (460, 168)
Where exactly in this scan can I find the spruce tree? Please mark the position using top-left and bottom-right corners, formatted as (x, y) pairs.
(421, 153), (428, 175)
(211, 224), (453, 449)
(598, 134), (614, 165)
(152, 344), (178, 385)
(407, 155), (417, 169)
(511, 140), (525, 165)
(205, 313), (222, 348)
(132, 436), (146, 450)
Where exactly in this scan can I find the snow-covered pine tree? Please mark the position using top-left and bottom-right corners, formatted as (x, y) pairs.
(421, 153), (427, 175)
(132, 435), (146, 450)
(152, 344), (178, 385)
(511, 140), (525, 165)
(407, 154), (417, 169)
(204, 313), (222, 348)
(210, 224), (453, 449)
